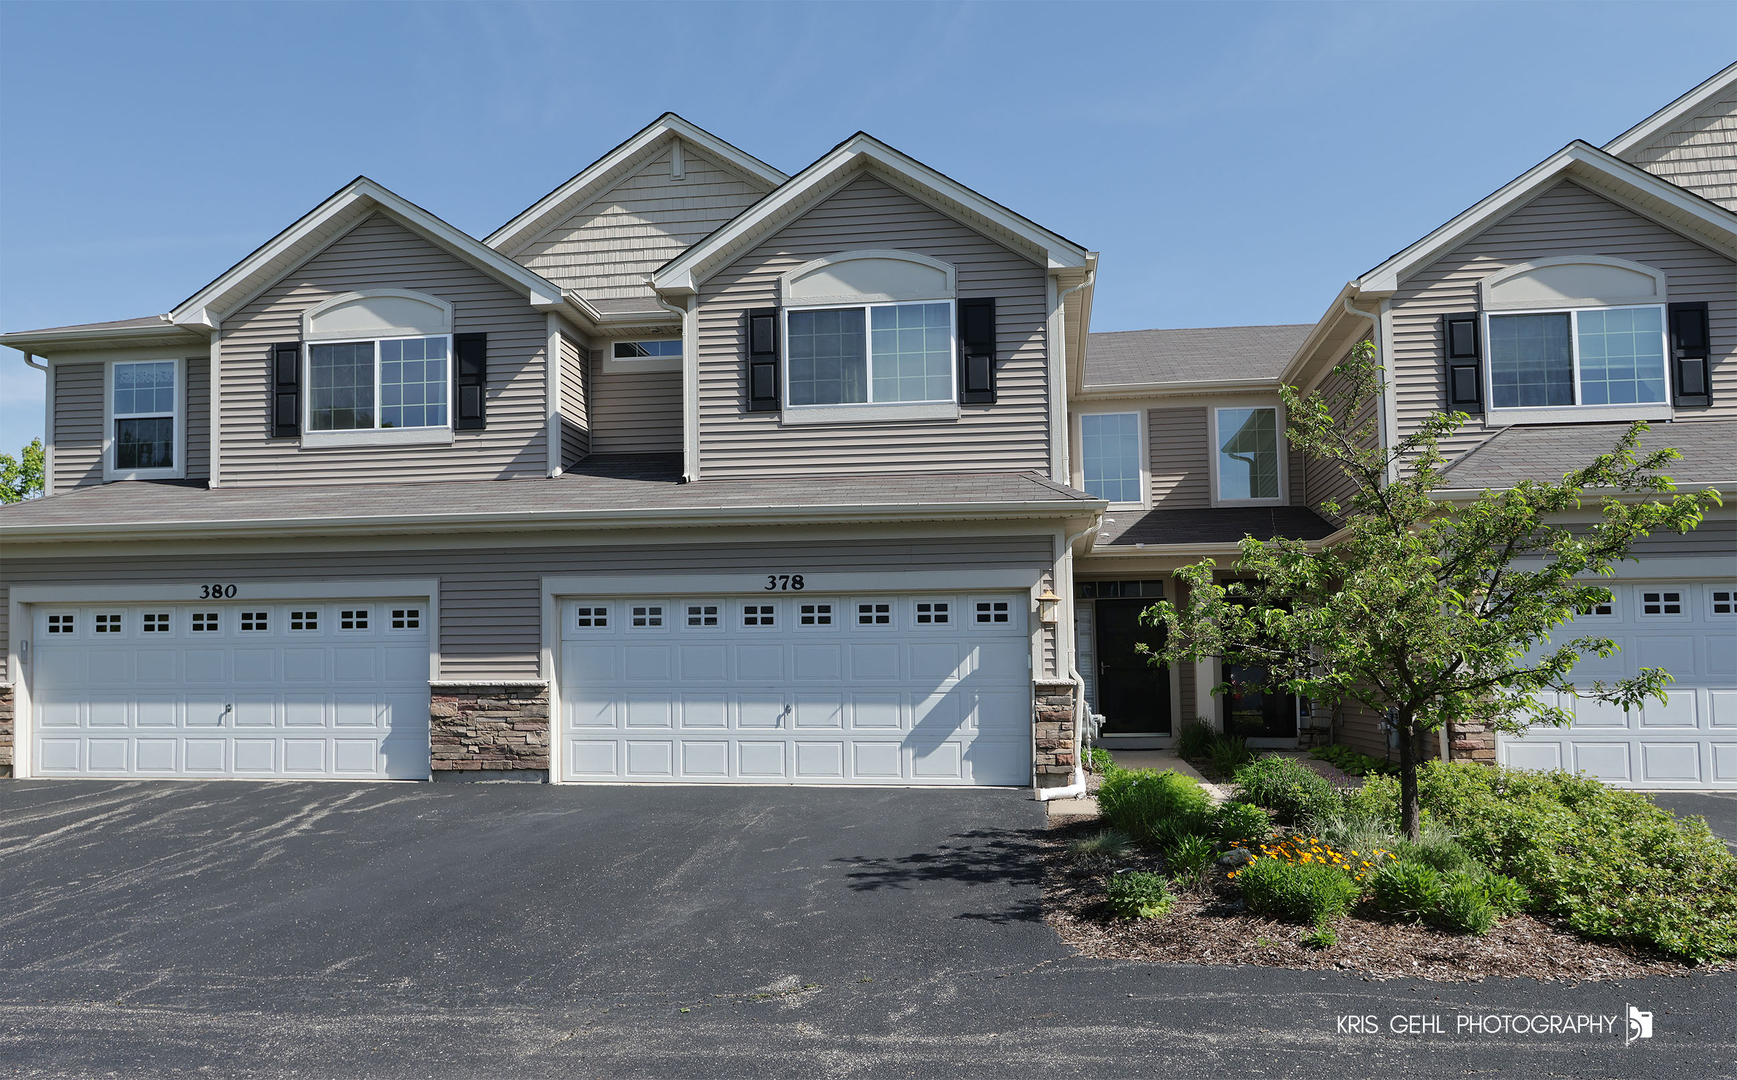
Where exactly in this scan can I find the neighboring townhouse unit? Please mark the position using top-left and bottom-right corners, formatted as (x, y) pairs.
(2, 66), (1733, 792)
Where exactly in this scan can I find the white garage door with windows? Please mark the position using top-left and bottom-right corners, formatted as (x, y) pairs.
(559, 592), (1033, 785)
(29, 598), (431, 779)
(1499, 583), (1737, 789)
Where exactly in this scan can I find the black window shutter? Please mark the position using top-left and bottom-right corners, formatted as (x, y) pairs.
(271, 342), (301, 437)
(746, 307), (780, 412)
(1667, 302), (1711, 407)
(1443, 312), (1482, 413)
(453, 333), (487, 430)
(957, 297), (997, 405)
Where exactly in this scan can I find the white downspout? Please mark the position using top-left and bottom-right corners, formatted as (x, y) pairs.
(653, 291), (699, 482)
(22, 352), (50, 496)
(1035, 520), (1100, 802)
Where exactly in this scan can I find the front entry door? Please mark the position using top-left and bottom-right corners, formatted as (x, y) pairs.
(1094, 599), (1171, 737)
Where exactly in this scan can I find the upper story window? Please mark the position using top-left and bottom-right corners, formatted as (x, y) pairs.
(1488, 306), (1666, 409)
(785, 301), (954, 406)
(1079, 412), (1142, 504)
(1214, 406), (1282, 504)
(308, 335), (450, 431)
(608, 339), (682, 373)
(108, 359), (182, 480)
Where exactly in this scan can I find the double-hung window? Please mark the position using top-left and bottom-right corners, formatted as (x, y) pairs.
(1214, 406), (1282, 503)
(1487, 305), (1667, 410)
(784, 301), (955, 407)
(1080, 413), (1143, 504)
(308, 335), (450, 431)
(109, 359), (180, 478)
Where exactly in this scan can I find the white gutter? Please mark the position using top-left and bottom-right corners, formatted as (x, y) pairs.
(1071, 376), (1280, 401)
(1035, 519), (1099, 802)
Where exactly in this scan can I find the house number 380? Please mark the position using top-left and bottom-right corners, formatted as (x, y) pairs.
(764, 575), (805, 591)
(200, 584), (238, 599)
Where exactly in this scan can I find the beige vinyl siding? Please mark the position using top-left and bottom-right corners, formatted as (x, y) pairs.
(695, 172), (1050, 479)
(1389, 179), (1737, 463)
(1333, 698), (1389, 761)
(557, 333), (590, 466)
(0, 533), (1053, 683)
(1621, 85), (1737, 210)
(512, 145), (773, 301)
(1303, 345), (1378, 519)
(218, 214), (549, 485)
(50, 362), (104, 490)
(589, 360), (682, 454)
(185, 359), (209, 482)
(1147, 407), (1210, 509)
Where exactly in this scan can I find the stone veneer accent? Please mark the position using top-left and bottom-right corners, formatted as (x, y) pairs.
(0, 684), (13, 778)
(1447, 719), (1497, 764)
(1033, 679), (1078, 787)
(430, 684), (549, 776)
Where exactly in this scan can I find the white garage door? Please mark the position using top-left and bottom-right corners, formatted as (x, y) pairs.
(31, 600), (431, 779)
(1499, 583), (1737, 788)
(559, 593), (1032, 785)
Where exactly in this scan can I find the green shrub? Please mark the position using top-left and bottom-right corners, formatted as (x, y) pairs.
(1434, 878), (1497, 935)
(1232, 755), (1340, 825)
(1097, 768), (1211, 844)
(1370, 861), (1443, 918)
(1311, 744), (1396, 776)
(1206, 735), (1254, 777)
(1392, 831), (1480, 876)
(1175, 719), (1218, 759)
(1300, 926), (1338, 950)
(1477, 872), (1531, 917)
(1211, 801), (1272, 846)
(1106, 870), (1174, 919)
(1086, 746), (1117, 775)
(1166, 833), (1217, 884)
(1342, 772), (1403, 826)
(1234, 857), (1359, 928)
(1310, 808), (1400, 861)
(1067, 828), (1133, 862)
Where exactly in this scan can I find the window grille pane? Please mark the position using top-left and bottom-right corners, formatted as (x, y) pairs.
(48, 614), (75, 634)
(96, 614), (122, 633)
(192, 612), (220, 632)
(113, 361), (176, 415)
(340, 609), (369, 630)
(392, 608), (421, 630)
(1489, 313), (1573, 408)
(786, 308), (866, 405)
(1081, 413), (1141, 502)
(686, 604), (719, 627)
(241, 612), (269, 631)
(114, 417), (174, 470)
(309, 342), (376, 430)
(799, 603), (833, 626)
(290, 610), (319, 631)
(1217, 407), (1279, 500)
(379, 336), (449, 429)
(869, 302), (952, 403)
(614, 340), (682, 359)
(1576, 307), (1666, 406)
(142, 613), (170, 633)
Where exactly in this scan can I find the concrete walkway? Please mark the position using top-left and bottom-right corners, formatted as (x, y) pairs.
(1044, 749), (1229, 821)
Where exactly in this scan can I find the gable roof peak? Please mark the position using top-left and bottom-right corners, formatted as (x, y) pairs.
(1605, 62), (1737, 158)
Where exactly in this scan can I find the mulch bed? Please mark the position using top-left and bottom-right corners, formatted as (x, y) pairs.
(1042, 816), (1714, 983)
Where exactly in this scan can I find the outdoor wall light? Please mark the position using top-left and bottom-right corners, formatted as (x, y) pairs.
(1037, 588), (1061, 626)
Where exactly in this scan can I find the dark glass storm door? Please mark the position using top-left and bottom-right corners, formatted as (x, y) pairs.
(1094, 598), (1172, 736)
(1222, 656), (1299, 741)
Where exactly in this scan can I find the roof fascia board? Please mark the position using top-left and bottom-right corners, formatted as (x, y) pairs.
(653, 135), (1088, 295)
(484, 115), (788, 255)
(1604, 63), (1737, 156)
(171, 179), (564, 328)
(0, 321), (207, 354)
(1359, 143), (1737, 295)
(1072, 377), (1282, 402)
(0, 496), (1106, 544)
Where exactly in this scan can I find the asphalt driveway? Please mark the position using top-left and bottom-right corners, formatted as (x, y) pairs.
(1, 781), (1733, 1078)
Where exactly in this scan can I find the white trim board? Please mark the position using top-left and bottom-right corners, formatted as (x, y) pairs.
(541, 570), (1043, 598)
(1605, 62), (1737, 157)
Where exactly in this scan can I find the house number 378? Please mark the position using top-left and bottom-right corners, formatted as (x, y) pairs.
(199, 584), (238, 598)
(764, 575), (805, 591)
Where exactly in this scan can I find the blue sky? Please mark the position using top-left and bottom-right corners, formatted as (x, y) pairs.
(1, 0), (1732, 449)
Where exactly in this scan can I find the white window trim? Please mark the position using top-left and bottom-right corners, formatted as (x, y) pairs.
(1208, 401), (1287, 507)
(104, 357), (187, 482)
(1074, 410), (1148, 509)
(1482, 304), (1672, 425)
(779, 299), (958, 416)
(303, 333), (454, 444)
(604, 337), (683, 374)
(1637, 587), (1689, 619)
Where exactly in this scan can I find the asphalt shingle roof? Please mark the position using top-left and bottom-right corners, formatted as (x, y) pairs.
(1084, 324), (1314, 387)
(1095, 506), (1338, 548)
(1438, 420), (1737, 489)
(0, 455), (1098, 533)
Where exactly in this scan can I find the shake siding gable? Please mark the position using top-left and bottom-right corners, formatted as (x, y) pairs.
(1621, 85), (1737, 211)
(557, 333), (590, 466)
(695, 172), (1050, 479)
(219, 213), (550, 485)
(1388, 179), (1737, 461)
(1147, 407), (1210, 508)
(512, 145), (773, 300)
(50, 362), (104, 490)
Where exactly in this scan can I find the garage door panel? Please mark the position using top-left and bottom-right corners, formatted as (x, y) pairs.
(334, 648), (379, 683)
(234, 649), (278, 682)
(679, 645), (727, 681)
(680, 694), (728, 729)
(681, 740), (730, 778)
(849, 644), (900, 680)
(137, 739), (178, 772)
(1503, 739), (1563, 772)
(36, 647), (86, 684)
(570, 696), (616, 728)
(1710, 635), (1737, 676)
(234, 696), (278, 728)
(793, 645), (842, 680)
(186, 649), (226, 682)
(90, 739), (131, 773)
(795, 694), (843, 729)
(234, 740), (277, 773)
(283, 740), (327, 773)
(568, 740), (618, 777)
(736, 645), (784, 681)
(911, 741), (964, 780)
(333, 740), (380, 775)
(186, 697), (229, 728)
(1712, 691), (1737, 727)
(38, 739), (81, 772)
(737, 695), (786, 729)
(283, 649), (326, 682)
(736, 740), (786, 778)
(794, 740), (844, 779)
(1571, 695), (1630, 728)
(334, 695), (384, 728)
(88, 649), (133, 685)
(565, 644), (617, 683)
(1640, 636), (1696, 674)
(625, 740), (675, 777)
(1713, 743), (1737, 781)
(1572, 741), (1631, 782)
(913, 692), (961, 735)
(1640, 693), (1698, 728)
(185, 739), (228, 773)
(136, 697), (177, 728)
(284, 695), (328, 728)
(911, 643), (962, 682)
(1641, 742), (1702, 783)
(852, 741), (903, 779)
(625, 695), (674, 728)
(39, 700), (82, 729)
(625, 645), (674, 682)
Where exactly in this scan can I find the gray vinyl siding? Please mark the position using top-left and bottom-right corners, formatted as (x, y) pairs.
(1621, 86), (1737, 210)
(0, 533), (1054, 684)
(1389, 179), (1737, 463)
(589, 360), (682, 454)
(50, 362), (103, 490)
(219, 213), (549, 486)
(511, 145), (773, 301)
(695, 172), (1050, 479)
(185, 359), (209, 482)
(1624, 515), (1736, 558)
(557, 333), (590, 466)
(1147, 407), (1210, 509)
(1303, 345), (1377, 520)
(1174, 579), (1196, 721)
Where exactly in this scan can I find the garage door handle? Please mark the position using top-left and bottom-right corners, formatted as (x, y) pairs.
(222, 704), (233, 725)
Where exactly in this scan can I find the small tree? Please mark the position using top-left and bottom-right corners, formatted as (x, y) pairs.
(0, 438), (45, 503)
(1146, 345), (1721, 840)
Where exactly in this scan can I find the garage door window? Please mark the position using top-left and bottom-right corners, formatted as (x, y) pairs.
(974, 600), (1011, 625)
(1710, 588), (1735, 616)
(290, 610), (319, 631)
(96, 614), (122, 635)
(1641, 591), (1684, 617)
(47, 614), (76, 635)
(191, 612), (220, 633)
(742, 604), (776, 627)
(915, 601), (951, 625)
(685, 604), (720, 629)
(630, 605), (665, 629)
(856, 602), (893, 627)
(798, 602), (834, 627)
(241, 611), (270, 632)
